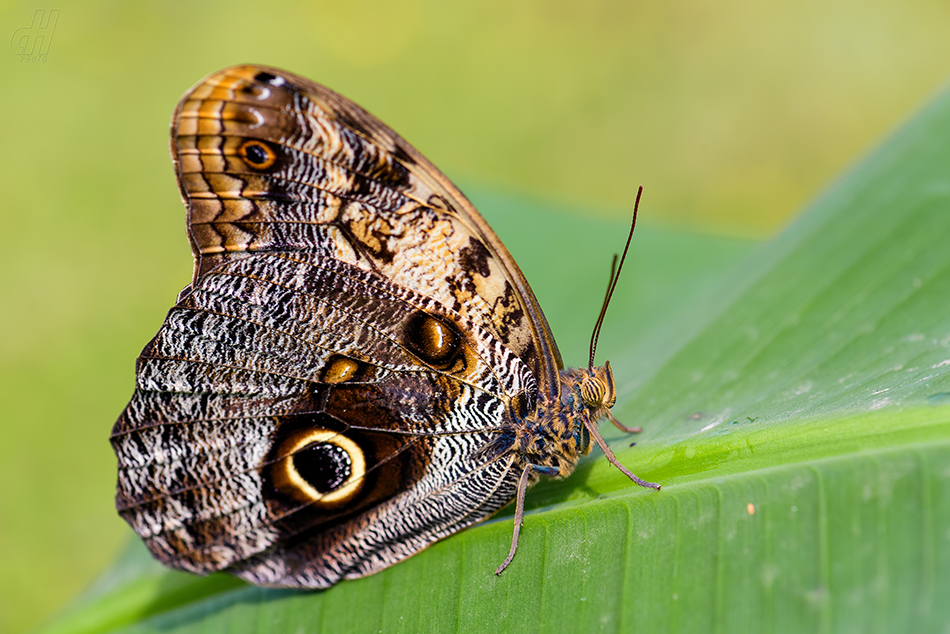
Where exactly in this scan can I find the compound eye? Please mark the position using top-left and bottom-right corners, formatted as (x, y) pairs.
(580, 376), (608, 408)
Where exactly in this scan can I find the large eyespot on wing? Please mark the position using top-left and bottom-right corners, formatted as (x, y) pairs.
(170, 64), (562, 399)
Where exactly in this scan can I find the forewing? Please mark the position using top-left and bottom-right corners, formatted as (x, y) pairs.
(172, 64), (561, 386)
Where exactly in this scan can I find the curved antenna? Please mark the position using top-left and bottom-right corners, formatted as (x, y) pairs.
(588, 255), (618, 371)
(588, 185), (643, 370)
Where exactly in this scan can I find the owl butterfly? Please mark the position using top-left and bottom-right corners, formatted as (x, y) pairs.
(111, 65), (660, 588)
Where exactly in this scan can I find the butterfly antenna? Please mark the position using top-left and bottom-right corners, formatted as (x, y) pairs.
(588, 186), (643, 371)
(588, 256), (617, 371)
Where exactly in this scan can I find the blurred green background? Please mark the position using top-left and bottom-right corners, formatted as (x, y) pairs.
(2, 1), (950, 632)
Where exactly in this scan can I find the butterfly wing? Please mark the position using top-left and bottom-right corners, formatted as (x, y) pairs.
(174, 65), (561, 383)
(112, 66), (560, 587)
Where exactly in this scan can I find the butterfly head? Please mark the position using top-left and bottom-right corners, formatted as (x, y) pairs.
(562, 361), (618, 457)
(579, 361), (617, 412)
(565, 361), (613, 458)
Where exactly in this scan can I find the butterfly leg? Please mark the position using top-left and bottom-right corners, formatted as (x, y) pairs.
(585, 417), (660, 491)
(606, 409), (642, 434)
(495, 463), (560, 576)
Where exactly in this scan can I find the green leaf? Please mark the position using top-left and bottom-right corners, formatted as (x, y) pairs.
(38, 87), (950, 633)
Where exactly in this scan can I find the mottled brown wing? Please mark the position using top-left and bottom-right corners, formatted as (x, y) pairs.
(173, 64), (561, 388)
(111, 65), (560, 587)
(112, 250), (534, 586)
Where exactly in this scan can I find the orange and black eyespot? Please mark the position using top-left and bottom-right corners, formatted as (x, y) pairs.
(319, 355), (375, 384)
(322, 356), (359, 384)
(403, 311), (462, 370)
(238, 139), (277, 170)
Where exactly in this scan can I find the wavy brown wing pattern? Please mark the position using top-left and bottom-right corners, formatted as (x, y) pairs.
(110, 65), (562, 587)
(174, 65), (561, 382)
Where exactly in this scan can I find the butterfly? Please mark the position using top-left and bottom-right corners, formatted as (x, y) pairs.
(110, 65), (660, 588)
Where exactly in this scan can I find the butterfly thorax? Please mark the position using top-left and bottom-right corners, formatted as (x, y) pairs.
(493, 363), (617, 479)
